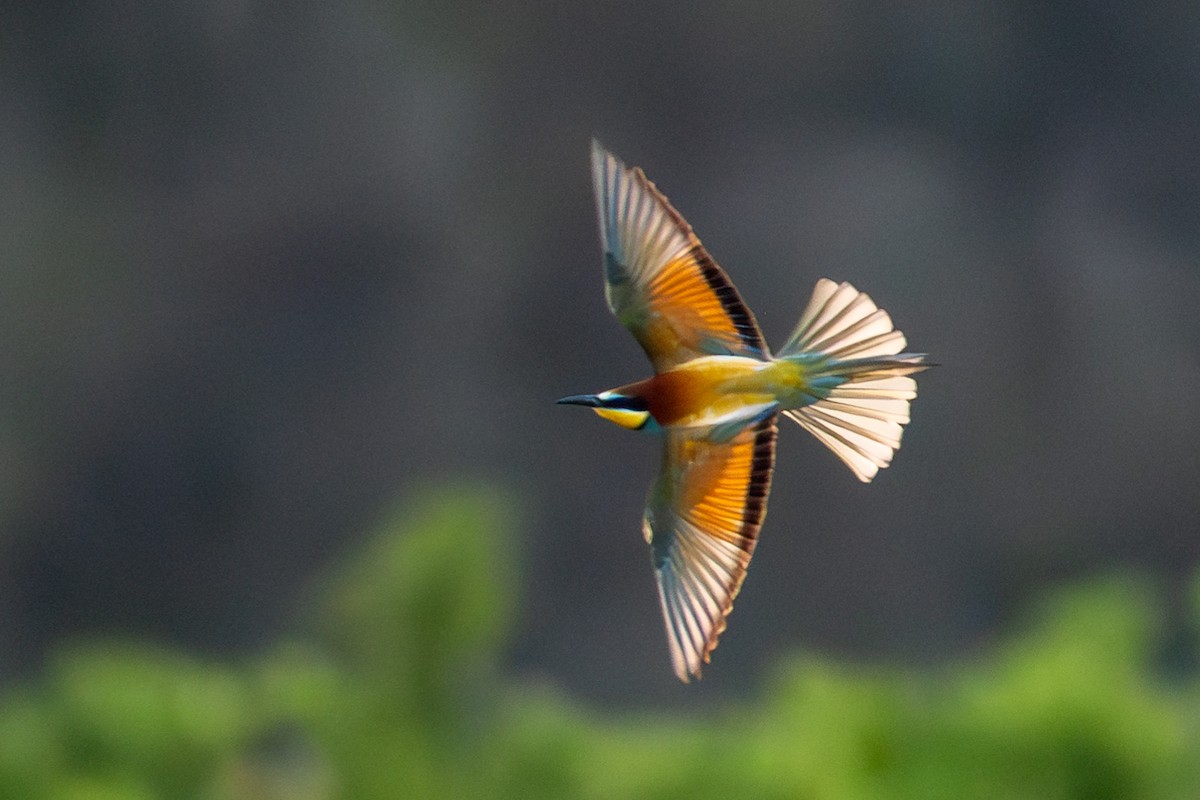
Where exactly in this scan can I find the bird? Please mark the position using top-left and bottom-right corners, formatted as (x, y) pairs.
(558, 141), (933, 683)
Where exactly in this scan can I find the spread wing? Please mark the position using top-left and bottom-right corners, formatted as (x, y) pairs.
(592, 141), (767, 372)
(643, 416), (777, 682)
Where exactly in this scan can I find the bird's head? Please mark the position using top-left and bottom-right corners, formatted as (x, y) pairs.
(556, 390), (652, 431)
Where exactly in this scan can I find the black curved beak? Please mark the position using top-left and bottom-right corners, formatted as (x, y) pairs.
(556, 394), (601, 407)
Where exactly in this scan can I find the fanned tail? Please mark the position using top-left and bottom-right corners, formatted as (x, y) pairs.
(779, 279), (932, 482)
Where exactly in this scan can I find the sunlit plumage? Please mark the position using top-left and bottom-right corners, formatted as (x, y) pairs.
(559, 142), (933, 682)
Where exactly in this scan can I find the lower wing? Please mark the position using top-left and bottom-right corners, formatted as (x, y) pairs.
(643, 417), (777, 681)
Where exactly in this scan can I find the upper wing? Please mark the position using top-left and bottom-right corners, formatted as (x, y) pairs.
(592, 141), (767, 372)
(643, 416), (777, 682)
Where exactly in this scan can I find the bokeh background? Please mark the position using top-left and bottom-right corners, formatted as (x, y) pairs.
(2, 1), (1200, 796)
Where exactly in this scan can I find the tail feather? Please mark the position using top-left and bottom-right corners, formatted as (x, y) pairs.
(784, 407), (898, 482)
(814, 354), (929, 379)
(830, 376), (919, 400)
(780, 279), (932, 482)
(823, 329), (906, 359)
(781, 278), (905, 360)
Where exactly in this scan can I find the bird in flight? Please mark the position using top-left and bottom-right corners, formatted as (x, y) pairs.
(559, 142), (932, 682)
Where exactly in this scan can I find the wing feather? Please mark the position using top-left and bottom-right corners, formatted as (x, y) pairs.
(592, 141), (767, 371)
(644, 417), (777, 682)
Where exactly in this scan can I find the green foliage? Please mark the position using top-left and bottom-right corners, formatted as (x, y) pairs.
(1, 487), (1198, 799)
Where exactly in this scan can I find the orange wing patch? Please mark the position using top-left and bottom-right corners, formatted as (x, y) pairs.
(676, 436), (762, 542)
(638, 251), (756, 361)
(645, 417), (777, 681)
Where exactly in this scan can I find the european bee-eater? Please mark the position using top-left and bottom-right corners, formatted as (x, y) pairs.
(560, 142), (932, 682)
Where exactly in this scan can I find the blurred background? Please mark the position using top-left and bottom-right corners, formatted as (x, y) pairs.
(2, 0), (1200, 796)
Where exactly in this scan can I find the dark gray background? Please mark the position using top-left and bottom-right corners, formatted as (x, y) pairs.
(2, 1), (1198, 704)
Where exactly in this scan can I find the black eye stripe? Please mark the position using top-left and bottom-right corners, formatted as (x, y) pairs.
(605, 396), (648, 412)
